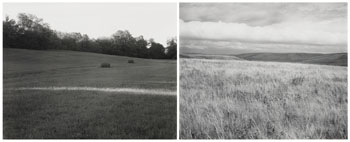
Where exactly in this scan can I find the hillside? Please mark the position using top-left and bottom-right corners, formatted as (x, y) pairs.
(3, 48), (177, 138)
(4, 48), (176, 90)
(180, 53), (243, 60)
(236, 53), (347, 66)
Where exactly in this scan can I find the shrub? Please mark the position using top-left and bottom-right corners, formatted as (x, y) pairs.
(100, 63), (110, 68)
(128, 60), (134, 63)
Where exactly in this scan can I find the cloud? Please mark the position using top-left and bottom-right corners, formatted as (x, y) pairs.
(180, 3), (347, 26)
(180, 3), (347, 53)
(180, 18), (347, 46)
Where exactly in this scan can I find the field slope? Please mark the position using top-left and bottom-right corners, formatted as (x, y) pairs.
(3, 48), (177, 139)
(180, 58), (347, 139)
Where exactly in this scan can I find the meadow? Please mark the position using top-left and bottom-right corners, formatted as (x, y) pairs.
(3, 48), (177, 139)
(180, 58), (347, 139)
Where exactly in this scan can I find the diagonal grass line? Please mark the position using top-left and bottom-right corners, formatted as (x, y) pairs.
(6, 86), (177, 96)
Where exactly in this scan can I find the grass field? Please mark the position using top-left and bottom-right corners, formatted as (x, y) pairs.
(3, 48), (177, 139)
(180, 58), (347, 139)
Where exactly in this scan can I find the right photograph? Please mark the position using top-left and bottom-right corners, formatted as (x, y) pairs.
(180, 3), (347, 139)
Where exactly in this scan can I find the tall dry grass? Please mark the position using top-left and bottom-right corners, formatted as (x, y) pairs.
(180, 59), (347, 139)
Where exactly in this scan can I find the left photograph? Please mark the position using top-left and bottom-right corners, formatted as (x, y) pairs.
(3, 3), (177, 139)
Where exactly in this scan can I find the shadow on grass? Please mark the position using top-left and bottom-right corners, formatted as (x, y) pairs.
(3, 90), (176, 139)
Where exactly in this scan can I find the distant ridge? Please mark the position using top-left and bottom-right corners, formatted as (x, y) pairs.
(236, 53), (347, 66)
(181, 52), (347, 66)
(180, 53), (243, 60)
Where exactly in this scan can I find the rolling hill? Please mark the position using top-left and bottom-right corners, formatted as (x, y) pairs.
(3, 48), (176, 139)
(236, 53), (347, 66)
(180, 53), (243, 60)
(181, 52), (347, 66)
(4, 48), (176, 89)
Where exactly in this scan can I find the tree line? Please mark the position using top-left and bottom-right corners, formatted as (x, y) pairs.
(3, 13), (177, 59)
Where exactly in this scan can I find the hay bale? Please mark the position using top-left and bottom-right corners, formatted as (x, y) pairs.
(100, 63), (111, 68)
(128, 60), (134, 63)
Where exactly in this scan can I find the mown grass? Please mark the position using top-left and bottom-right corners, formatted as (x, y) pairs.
(3, 48), (177, 139)
(4, 90), (176, 139)
(4, 48), (176, 90)
(180, 58), (347, 139)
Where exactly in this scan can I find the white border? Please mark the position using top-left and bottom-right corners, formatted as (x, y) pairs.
(1, 0), (349, 141)
(176, 1), (180, 140)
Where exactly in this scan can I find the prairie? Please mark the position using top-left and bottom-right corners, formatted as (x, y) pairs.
(180, 58), (347, 139)
(3, 48), (177, 139)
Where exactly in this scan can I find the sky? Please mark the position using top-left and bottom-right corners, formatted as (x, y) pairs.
(3, 3), (177, 46)
(180, 3), (348, 54)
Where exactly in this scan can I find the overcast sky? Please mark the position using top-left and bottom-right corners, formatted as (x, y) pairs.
(180, 3), (347, 54)
(4, 3), (177, 46)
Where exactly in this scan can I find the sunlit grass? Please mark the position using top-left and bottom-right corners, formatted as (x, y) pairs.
(8, 86), (176, 96)
(180, 59), (347, 139)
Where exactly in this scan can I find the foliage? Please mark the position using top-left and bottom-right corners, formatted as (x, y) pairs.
(149, 41), (166, 59)
(166, 37), (177, 59)
(3, 13), (176, 60)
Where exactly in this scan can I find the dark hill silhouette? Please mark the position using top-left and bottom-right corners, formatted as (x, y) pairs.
(180, 53), (243, 60)
(236, 53), (347, 66)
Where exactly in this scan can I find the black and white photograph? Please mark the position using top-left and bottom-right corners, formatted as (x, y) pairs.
(180, 3), (347, 139)
(3, 3), (177, 139)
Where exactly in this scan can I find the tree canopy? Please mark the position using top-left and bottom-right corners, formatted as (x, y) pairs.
(3, 13), (177, 60)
